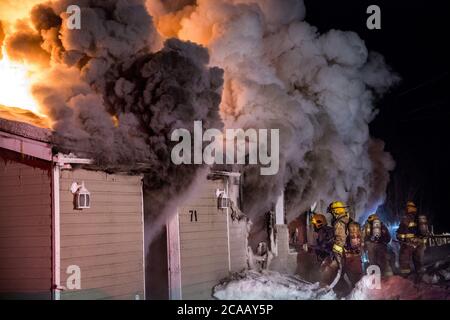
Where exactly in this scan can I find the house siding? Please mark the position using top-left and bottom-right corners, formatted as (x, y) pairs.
(178, 176), (248, 300)
(178, 179), (229, 299)
(59, 169), (144, 300)
(0, 153), (52, 299)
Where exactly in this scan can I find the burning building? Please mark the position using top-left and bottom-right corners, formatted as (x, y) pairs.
(0, 0), (411, 300)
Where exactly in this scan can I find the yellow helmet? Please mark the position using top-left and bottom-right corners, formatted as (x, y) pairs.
(406, 201), (417, 214)
(367, 214), (379, 223)
(311, 213), (327, 229)
(327, 201), (349, 217)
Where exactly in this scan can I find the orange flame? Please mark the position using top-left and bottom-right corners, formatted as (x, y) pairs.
(0, 46), (50, 128)
(0, 0), (51, 128)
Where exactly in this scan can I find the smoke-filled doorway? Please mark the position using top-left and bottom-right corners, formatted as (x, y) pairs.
(145, 226), (169, 300)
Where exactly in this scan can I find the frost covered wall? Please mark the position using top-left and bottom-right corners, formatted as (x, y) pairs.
(0, 151), (52, 299)
(228, 215), (248, 272)
(268, 225), (297, 275)
(59, 169), (145, 300)
(269, 194), (297, 275)
(177, 175), (248, 299)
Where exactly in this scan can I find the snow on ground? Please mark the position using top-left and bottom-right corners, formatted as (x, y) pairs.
(349, 275), (450, 300)
(213, 270), (336, 300)
(214, 248), (450, 300)
(423, 258), (450, 283)
(350, 257), (450, 300)
(213, 269), (450, 300)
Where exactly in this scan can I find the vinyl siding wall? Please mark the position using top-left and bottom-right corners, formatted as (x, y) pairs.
(178, 179), (228, 299)
(178, 177), (248, 299)
(59, 169), (144, 300)
(0, 154), (52, 299)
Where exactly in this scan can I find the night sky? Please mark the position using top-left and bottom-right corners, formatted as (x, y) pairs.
(305, 0), (450, 231)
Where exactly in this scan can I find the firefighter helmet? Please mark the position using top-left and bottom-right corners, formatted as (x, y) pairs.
(406, 201), (417, 214)
(327, 201), (349, 217)
(367, 214), (379, 223)
(311, 213), (327, 229)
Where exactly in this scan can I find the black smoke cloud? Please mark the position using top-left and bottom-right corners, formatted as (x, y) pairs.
(6, 0), (224, 225)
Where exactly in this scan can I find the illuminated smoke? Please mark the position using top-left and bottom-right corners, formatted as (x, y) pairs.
(4, 0), (224, 231)
(0, 21), (4, 59)
(147, 0), (399, 238)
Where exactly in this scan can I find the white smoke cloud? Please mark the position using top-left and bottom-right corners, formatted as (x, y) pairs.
(148, 0), (399, 228)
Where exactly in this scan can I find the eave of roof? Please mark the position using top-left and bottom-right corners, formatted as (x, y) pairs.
(0, 118), (140, 172)
(0, 128), (53, 161)
(0, 117), (51, 143)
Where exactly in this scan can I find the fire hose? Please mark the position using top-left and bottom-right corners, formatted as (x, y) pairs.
(312, 254), (343, 295)
(298, 245), (343, 293)
(327, 255), (343, 290)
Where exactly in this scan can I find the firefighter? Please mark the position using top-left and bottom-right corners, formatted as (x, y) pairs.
(396, 201), (430, 277)
(320, 201), (363, 289)
(345, 220), (364, 286)
(362, 214), (393, 276)
(310, 213), (334, 262)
